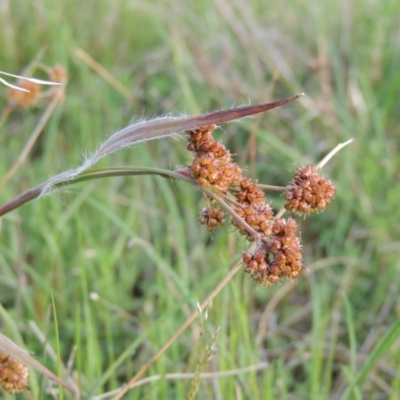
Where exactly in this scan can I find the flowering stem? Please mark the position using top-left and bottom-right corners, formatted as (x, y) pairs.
(0, 167), (192, 217)
(1, 165), (267, 242)
(0, 185), (43, 217)
(257, 184), (287, 191)
(218, 192), (244, 208)
(274, 208), (287, 220)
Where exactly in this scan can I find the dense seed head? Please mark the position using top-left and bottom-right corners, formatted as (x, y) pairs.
(242, 218), (303, 285)
(285, 165), (336, 214)
(0, 352), (29, 394)
(7, 80), (41, 107)
(198, 206), (225, 232)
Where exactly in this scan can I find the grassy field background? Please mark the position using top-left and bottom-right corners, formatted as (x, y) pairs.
(1, 0), (400, 399)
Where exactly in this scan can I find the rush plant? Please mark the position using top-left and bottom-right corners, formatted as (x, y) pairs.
(0, 73), (351, 397)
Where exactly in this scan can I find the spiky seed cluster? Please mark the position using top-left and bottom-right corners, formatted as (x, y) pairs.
(186, 126), (274, 241)
(235, 179), (265, 205)
(242, 250), (271, 284)
(232, 204), (273, 241)
(0, 352), (29, 394)
(187, 125), (242, 192)
(232, 179), (273, 241)
(198, 206), (225, 232)
(269, 218), (303, 278)
(7, 79), (41, 107)
(185, 126), (339, 286)
(285, 164), (336, 213)
(242, 218), (303, 285)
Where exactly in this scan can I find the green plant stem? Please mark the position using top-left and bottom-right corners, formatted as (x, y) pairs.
(0, 167), (189, 217)
(0, 167), (263, 242)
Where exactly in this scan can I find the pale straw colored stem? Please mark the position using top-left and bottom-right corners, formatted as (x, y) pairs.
(257, 184), (287, 191)
(316, 139), (353, 169)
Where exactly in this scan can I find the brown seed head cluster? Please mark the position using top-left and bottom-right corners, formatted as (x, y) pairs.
(198, 206), (225, 232)
(242, 218), (303, 285)
(0, 352), (29, 394)
(285, 165), (336, 214)
(7, 79), (41, 108)
(187, 125), (242, 192)
(6, 64), (67, 108)
(186, 126), (337, 286)
(235, 178), (265, 205)
(187, 126), (273, 242)
(232, 178), (273, 241)
(232, 203), (273, 241)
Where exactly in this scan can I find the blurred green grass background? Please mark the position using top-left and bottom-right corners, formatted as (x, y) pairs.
(1, 0), (400, 399)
